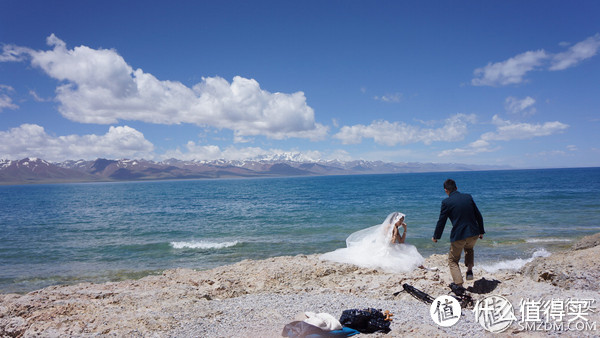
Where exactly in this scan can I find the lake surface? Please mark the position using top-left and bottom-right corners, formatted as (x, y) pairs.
(1, 167), (599, 293)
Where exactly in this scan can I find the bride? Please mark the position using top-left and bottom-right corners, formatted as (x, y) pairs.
(320, 212), (424, 273)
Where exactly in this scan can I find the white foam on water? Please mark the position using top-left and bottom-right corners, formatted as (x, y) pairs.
(170, 240), (239, 249)
(525, 238), (572, 243)
(480, 248), (551, 273)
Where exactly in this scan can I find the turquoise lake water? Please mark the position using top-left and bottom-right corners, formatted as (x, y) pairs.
(1, 167), (599, 293)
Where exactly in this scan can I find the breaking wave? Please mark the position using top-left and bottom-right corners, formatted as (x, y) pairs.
(525, 238), (572, 243)
(480, 248), (551, 273)
(170, 240), (239, 249)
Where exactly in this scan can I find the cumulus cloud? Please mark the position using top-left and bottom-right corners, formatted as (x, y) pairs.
(0, 124), (154, 161)
(0, 85), (18, 112)
(505, 96), (536, 116)
(2, 35), (328, 141)
(438, 115), (569, 157)
(333, 114), (475, 146)
(472, 33), (600, 86)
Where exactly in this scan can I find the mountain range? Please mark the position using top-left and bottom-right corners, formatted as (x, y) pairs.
(0, 157), (510, 185)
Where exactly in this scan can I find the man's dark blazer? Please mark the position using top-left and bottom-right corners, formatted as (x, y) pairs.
(433, 191), (485, 242)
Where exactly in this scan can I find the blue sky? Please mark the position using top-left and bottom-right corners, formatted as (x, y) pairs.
(1, 1), (599, 168)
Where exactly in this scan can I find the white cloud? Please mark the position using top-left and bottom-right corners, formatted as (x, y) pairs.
(0, 124), (154, 161)
(472, 50), (548, 86)
(527, 145), (580, 160)
(333, 113), (475, 146)
(535, 150), (566, 157)
(28, 90), (50, 102)
(0, 95), (18, 112)
(472, 34), (600, 86)
(505, 96), (536, 116)
(162, 142), (222, 161)
(374, 92), (402, 103)
(160, 142), (334, 162)
(4, 35), (328, 141)
(0, 85), (18, 112)
(0, 44), (32, 62)
(482, 115), (568, 141)
(438, 139), (498, 157)
(326, 149), (352, 161)
(550, 33), (600, 71)
(439, 115), (569, 157)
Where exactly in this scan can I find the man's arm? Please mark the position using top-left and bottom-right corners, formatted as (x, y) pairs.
(472, 198), (485, 236)
(432, 201), (448, 242)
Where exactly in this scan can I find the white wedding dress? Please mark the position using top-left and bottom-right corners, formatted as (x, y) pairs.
(320, 212), (424, 273)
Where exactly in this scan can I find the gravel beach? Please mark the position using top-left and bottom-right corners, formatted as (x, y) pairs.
(2, 233), (599, 337)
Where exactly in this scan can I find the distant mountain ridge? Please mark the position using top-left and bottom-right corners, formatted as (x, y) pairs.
(0, 157), (510, 184)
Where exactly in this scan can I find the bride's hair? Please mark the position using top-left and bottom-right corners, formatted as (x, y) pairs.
(388, 212), (404, 226)
(388, 212), (398, 224)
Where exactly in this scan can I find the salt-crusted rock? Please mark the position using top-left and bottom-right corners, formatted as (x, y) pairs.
(521, 235), (600, 290)
(0, 316), (26, 337)
(572, 232), (600, 250)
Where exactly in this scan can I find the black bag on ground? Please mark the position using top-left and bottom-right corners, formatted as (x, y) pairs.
(339, 308), (391, 334)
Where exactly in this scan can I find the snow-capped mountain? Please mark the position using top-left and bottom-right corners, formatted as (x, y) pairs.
(0, 157), (510, 184)
(0, 158), (94, 183)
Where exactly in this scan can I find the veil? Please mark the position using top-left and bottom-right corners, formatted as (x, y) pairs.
(320, 212), (424, 273)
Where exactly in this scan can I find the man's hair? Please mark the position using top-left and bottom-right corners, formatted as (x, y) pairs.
(444, 179), (457, 192)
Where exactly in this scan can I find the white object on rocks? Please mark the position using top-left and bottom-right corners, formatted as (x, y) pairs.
(303, 311), (342, 331)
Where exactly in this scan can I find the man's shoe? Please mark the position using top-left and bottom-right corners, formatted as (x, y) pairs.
(449, 282), (466, 296)
(466, 270), (474, 281)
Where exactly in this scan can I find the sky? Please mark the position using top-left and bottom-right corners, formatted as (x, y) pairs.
(1, 1), (599, 168)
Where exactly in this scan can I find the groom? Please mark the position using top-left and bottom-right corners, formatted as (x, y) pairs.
(432, 179), (485, 286)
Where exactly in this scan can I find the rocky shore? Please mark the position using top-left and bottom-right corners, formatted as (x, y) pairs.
(2, 233), (599, 337)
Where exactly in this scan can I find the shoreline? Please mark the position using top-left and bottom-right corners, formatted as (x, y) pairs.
(0, 243), (563, 296)
(0, 234), (580, 296)
(1, 234), (599, 337)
